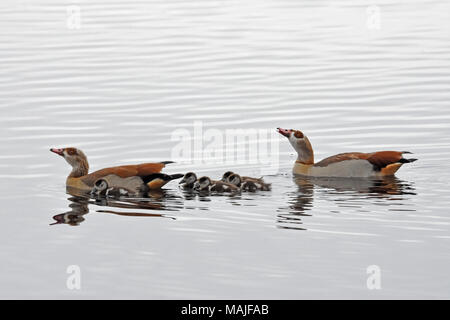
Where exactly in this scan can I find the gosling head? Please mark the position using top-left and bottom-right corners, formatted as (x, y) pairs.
(180, 172), (197, 185)
(227, 173), (242, 187)
(222, 171), (234, 182)
(92, 178), (109, 195)
(196, 176), (212, 191)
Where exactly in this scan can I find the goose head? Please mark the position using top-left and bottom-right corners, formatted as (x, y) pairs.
(50, 147), (89, 178)
(277, 128), (314, 165)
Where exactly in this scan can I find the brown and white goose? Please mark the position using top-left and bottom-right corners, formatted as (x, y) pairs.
(277, 128), (417, 178)
(50, 147), (180, 192)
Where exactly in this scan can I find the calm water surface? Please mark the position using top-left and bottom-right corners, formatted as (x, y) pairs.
(0, 0), (449, 299)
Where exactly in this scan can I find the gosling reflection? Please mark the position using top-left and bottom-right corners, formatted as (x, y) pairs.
(277, 176), (416, 231)
(51, 188), (181, 225)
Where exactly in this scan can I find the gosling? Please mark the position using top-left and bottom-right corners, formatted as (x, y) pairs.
(179, 172), (198, 190)
(227, 173), (271, 191)
(195, 176), (240, 193)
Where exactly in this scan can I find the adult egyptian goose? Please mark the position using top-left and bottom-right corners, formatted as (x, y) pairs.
(277, 128), (417, 178)
(50, 147), (179, 192)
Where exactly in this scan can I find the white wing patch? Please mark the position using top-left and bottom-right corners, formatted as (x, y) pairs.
(296, 159), (376, 178)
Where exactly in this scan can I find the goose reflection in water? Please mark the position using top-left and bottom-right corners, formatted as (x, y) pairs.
(51, 187), (181, 226)
(277, 176), (417, 231)
(51, 196), (90, 226)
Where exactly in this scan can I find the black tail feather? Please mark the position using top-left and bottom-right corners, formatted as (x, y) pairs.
(141, 173), (184, 184)
(400, 158), (418, 164)
(161, 161), (175, 165)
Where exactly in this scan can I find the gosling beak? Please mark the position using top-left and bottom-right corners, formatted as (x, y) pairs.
(277, 128), (291, 138)
(179, 178), (186, 184)
(50, 148), (64, 156)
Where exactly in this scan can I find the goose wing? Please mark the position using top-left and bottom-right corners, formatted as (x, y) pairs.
(315, 151), (407, 170)
(81, 162), (168, 187)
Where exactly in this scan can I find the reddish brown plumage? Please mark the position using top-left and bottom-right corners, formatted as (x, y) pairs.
(366, 151), (404, 170)
(80, 163), (166, 187)
(314, 153), (366, 167)
(65, 148), (77, 156)
(293, 130), (304, 139)
(314, 151), (405, 170)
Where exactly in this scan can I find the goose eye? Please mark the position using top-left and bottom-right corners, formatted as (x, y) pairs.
(294, 131), (304, 139)
(66, 148), (77, 155)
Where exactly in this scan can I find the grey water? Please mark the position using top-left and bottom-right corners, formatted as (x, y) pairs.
(0, 0), (449, 299)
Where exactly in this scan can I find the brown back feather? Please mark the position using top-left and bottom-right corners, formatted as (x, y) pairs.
(314, 151), (404, 170)
(81, 163), (166, 187)
(314, 153), (367, 167)
(366, 151), (404, 170)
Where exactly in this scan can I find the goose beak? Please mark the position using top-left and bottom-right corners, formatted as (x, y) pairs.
(50, 214), (65, 225)
(50, 148), (64, 156)
(277, 128), (291, 138)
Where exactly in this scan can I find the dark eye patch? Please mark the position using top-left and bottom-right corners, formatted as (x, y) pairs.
(95, 180), (105, 187)
(66, 148), (77, 155)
